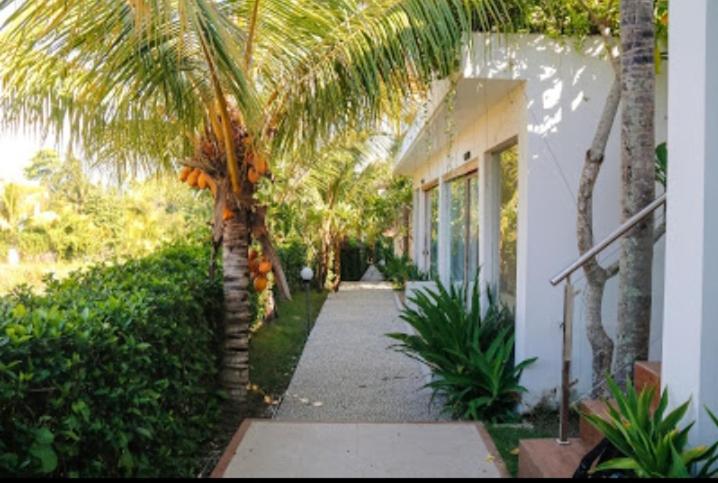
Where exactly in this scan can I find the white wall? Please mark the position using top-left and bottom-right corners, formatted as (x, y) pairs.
(400, 34), (668, 407)
(662, 0), (718, 447)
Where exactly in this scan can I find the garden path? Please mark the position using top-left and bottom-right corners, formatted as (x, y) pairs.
(274, 278), (442, 421)
(212, 271), (506, 478)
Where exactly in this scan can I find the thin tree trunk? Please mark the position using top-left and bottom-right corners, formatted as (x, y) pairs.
(221, 205), (252, 403)
(332, 238), (342, 292)
(250, 205), (292, 300)
(614, 0), (656, 386)
(258, 233), (292, 301)
(577, 78), (621, 394)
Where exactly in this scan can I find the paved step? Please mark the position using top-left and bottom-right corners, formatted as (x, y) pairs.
(212, 420), (508, 478)
(577, 399), (615, 448)
(518, 360), (662, 477)
(517, 438), (594, 478)
(634, 361), (662, 411)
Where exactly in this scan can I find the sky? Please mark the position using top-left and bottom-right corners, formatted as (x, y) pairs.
(0, 130), (55, 184)
(0, 6), (53, 184)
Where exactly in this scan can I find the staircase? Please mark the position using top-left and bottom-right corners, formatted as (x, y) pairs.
(517, 361), (661, 478)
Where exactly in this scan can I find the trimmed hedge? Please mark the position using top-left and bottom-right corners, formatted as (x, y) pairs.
(0, 243), (224, 477)
(340, 241), (369, 282)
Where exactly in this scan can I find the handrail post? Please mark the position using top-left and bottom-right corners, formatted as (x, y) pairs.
(558, 275), (575, 445)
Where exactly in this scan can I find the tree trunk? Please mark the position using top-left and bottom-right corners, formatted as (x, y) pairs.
(220, 205), (252, 403)
(319, 230), (332, 289)
(577, 78), (621, 395)
(614, 0), (656, 386)
(332, 238), (342, 291)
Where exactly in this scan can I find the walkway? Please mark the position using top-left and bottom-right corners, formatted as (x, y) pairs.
(212, 267), (507, 478)
(275, 280), (442, 421)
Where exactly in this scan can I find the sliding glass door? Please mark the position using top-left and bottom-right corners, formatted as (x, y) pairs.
(423, 186), (439, 279)
(449, 173), (478, 284)
(498, 145), (518, 306)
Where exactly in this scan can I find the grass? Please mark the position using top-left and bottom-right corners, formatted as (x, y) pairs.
(485, 407), (580, 477)
(249, 289), (329, 398)
(0, 261), (86, 294)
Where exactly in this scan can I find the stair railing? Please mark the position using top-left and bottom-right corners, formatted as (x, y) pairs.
(549, 192), (667, 444)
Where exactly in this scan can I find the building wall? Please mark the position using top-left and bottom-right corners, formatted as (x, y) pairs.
(402, 34), (668, 407)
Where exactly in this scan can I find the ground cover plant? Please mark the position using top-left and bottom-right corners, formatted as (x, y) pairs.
(0, 240), (224, 477)
(388, 275), (536, 421)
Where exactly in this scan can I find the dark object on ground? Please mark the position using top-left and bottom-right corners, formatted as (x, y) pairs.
(572, 437), (632, 478)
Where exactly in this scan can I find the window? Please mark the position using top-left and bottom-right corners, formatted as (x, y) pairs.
(498, 145), (518, 306)
(449, 173), (478, 284)
(424, 187), (439, 279)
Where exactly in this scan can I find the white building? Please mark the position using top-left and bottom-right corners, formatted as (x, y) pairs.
(662, 0), (718, 447)
(395, 33), (669, 407)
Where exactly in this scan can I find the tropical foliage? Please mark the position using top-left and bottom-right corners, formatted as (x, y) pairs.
(388, 275), (536, 421)
(583, 376), (718, 478)
(0, 241), (224, 477)
(262, 132), (411, 289)
(0, 0), (523, 400)
(0, 150), (211, 267)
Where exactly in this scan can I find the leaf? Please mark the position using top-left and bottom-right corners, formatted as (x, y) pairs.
(29, 444), (57, 474)
(34, 427), (54, 446)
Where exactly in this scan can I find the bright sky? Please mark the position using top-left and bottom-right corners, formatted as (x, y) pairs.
(0, 6), (54, 184)
(0, 130), (56, 184)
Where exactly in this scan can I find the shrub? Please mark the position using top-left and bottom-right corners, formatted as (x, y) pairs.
(583, 375), (718, 478)
(0, 242), (224, 477)
(377, 251), (428, 289)
(387, 275), (535, 421)
(340, 240), (369, 282)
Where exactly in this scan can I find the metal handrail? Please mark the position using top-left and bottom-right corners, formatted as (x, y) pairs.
(551, 192), (667, 445)
(550, 192), (667, 286)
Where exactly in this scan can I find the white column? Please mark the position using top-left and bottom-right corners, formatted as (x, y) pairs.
(662, 0), (718, 446)
(411, 188), (422, 265)
(479, 152), (500, 301)
(438, 179), (451, 285)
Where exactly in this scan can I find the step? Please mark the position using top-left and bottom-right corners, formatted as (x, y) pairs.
(634, 361), (661, 411)
(577, 399), (615, 448)
(212, 420), (509, 478)
(518, 438), (594, 478)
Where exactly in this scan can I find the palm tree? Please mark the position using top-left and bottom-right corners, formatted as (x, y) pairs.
(0, 0), (516, 402)
(0, 182), (37, 261)
(614, 0), (656, 386)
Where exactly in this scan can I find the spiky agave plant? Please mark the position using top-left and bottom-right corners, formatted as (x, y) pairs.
(387, 273), (535, 421)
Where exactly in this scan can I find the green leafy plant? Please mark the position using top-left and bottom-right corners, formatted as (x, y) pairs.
(387, 274), (535, 421)
(378, 251), (429, 289)
(655, 142), (668, 187)
(583, 375), (718, 478)
(0, 241), (224, 477)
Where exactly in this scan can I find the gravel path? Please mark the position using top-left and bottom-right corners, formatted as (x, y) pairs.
(275, 278), (445, 422)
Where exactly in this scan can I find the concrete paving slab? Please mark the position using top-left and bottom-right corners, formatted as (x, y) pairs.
(213, 420), (507, 478)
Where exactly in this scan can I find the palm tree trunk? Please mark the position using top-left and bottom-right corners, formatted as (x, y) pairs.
(614, 0), (656, 386)
(220, 205), (252, 403)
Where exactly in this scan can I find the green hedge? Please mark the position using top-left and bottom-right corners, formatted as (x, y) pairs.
(0, 243), (224, 477)
(340, 241), (369, 282)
